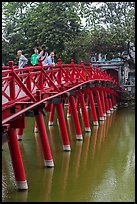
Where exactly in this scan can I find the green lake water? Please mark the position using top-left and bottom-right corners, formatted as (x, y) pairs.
(2, 107), (135, 202)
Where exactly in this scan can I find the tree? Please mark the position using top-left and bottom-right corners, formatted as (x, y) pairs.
(2, 2), (82, 65)
(78, 2), (135, 68)
(2, 2), (37, 64)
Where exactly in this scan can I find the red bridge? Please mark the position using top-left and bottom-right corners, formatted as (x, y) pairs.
(2, 58), (124, 190)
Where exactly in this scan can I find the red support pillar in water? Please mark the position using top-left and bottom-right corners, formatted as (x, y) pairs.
(104, 90), (111, 114)
(48, 103), (55, 126)
(35, 110), (54, 167)
(115, 93), (118, 108)
(69, 95), (83, 140)
(75, 97), (79, 110)
(67, 102), (71, 118)
(85, 95), (90, 110)
(34, 121), (38, 133)
(9, 61), (15, 100)
(88, 91), (99, 126)
(95, 89), (104, 121)
(78, 93), (91, 132)
(115, 95), (117, 108)
(112, 94), (116, 109)
(17, 128), (24, 140)
(35, 89), (54, 166)
(108, 93), (113, 112)
(8, 127), (28, 190)
(15, 116), (26, 140)
(99, 89), (106, 117)
(56, 103), (71, 151)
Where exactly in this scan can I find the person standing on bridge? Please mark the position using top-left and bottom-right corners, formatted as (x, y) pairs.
(30, 47), (39, 66)
(37, 44), (48, 66)
(17, 50), (28, 68)
(45, 51), (55, 68)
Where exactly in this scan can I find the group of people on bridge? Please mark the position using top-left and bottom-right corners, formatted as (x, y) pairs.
(17, 44), (55, 69)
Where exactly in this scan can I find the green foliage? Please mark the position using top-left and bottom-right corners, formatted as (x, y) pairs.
(2, 2), (81, 65)
(78, 2), (135, 68)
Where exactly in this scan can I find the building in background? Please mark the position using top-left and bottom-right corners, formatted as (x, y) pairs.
(90, 44), (135, 86)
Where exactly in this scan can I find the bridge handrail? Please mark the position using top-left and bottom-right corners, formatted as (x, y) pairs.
(2, 59), (124, 124)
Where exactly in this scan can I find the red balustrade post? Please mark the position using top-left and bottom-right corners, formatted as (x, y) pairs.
(71, 58), (74, 65)
(56, 103), (71, 151)
(8, 127), (28, 190)
(78, 93), (91, 132)
(58, 58), (62, 65)
(81, 60), (85, 78)
(26, 71), (31, 92)
(88, 91), (99, 126)
(38, 59), (43, 90)
(57, 58), (62, 85)
(35, 90), (54, 167)
(95, 89), (104, 121)
(9, 61), (15, 100)
(89, 63), (94, 78)
(48, 103), (55, 126)
(71, 59), (75, 82)
(69, 95), (83, 140)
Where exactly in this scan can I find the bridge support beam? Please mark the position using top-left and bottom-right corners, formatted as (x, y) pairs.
(69, 95), (83, 140)
(8, 127), (28, 190)
(48, 103), (55, 126)
(95, 89), (104, 121)
(35, 110), (54, 167)
(88, 91), (99, 126)
(56, 103), (71, 151)
(78, 93), (91, 132)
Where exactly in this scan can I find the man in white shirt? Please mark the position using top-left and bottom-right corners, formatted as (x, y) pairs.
(17, 50), (28, 68)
